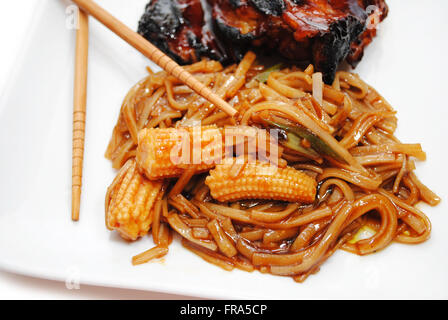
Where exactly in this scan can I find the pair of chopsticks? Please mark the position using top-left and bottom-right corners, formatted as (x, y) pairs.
(70, 0), (238, 221)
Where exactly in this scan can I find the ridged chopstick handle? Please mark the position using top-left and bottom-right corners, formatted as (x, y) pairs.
(72, 9), (89, 221)
(71, 0), (237, 117)
(151, 53), (232, 113)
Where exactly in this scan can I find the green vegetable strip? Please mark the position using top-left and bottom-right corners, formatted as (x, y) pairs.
(267, 119), (346, 163)
(279, 127), (320, 160)
(255, 64), (284, 83)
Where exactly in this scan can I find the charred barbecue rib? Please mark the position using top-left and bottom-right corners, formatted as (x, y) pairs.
(138, 0), (388, 84)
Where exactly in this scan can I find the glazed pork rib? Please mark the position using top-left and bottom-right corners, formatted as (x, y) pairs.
(138, 0), (229, 64)
(138, 0), (388, 84)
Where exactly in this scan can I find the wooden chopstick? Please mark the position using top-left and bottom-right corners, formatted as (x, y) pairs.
(71, 0), (238, 117)
(72, 8), (89, 221)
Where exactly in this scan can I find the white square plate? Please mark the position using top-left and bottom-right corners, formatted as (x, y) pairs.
(0, 0), (447, 299)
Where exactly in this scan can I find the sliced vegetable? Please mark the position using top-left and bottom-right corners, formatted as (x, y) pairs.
(264, 117), (347, 163)
(276, 126), (320, 160)
(348, 225), (376, 244)
(255, 63), (284, 83)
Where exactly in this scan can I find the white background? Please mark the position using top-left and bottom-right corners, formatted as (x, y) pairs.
(0, 0), (189, 300)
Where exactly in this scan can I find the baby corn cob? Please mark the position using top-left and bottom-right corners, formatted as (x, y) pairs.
(137, 126), (222, 180)
(205, 160), (317, 203)
(106, 158), (163, 241)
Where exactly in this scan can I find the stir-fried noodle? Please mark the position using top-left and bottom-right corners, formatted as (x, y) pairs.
(105, 52), (440, 282)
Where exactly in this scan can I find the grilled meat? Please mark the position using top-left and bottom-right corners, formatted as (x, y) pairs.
(138, 0), (388, 83)
(138, 0), (229, 64)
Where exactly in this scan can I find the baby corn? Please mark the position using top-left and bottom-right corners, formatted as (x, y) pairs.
(106, 158), (163, 241)
(137, 126), (222, 180)
(205, 160), (317, 203)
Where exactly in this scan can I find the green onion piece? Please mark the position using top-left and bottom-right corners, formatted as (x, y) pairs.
(278, 129), (320, 159)
(266, 119), (347, 163)
(255, 63), (284, 83)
